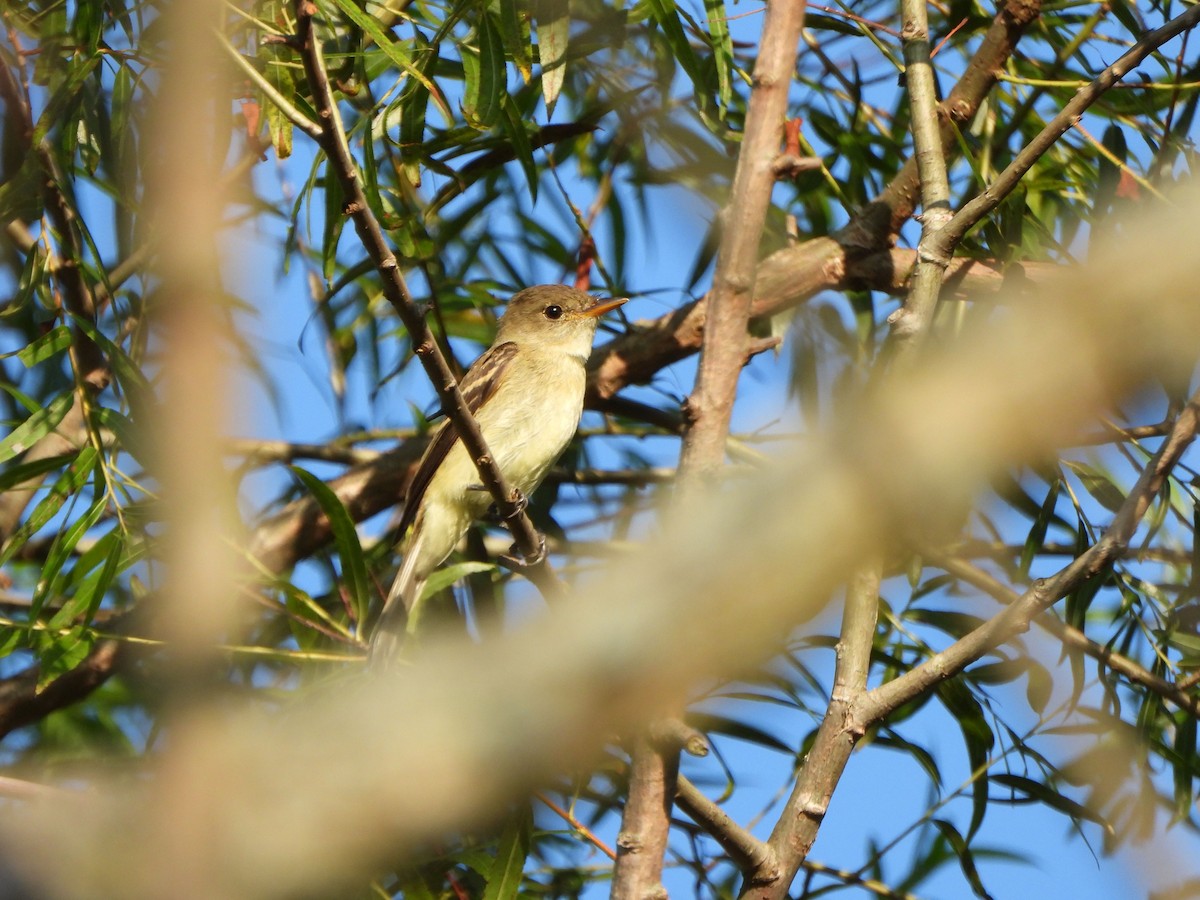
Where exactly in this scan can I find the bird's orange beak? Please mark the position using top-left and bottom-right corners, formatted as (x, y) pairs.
(582, 297), (628, 318)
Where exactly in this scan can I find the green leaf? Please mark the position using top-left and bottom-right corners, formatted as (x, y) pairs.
(1020, 479), (1060, 577)
(0, 154), (45, 223)
(646, 0), (704, 97)
(702, 0), (731, 112)
(482, 805), (532, 900)
(463, 13), (505, 129)
(991, 773), (1108, 827)
(34, 491), (110, 620)
(1172, 712), (1197, 824)
(47, 530), (124, 630)
(13, 325), (72, 367)
(930, 818), (993, 900)
(321, 160), (346, 283)
(1064, 460), (1125, 514)
(0, 446), (99, 567)
(937, 680), (994, 840)
(397, 38), (439, 186)
(0, 391), (74, 465)
(0, 452), (76, 493)
(327, 0), (451, 122)
(500, 94), (537, 199)
(420, 561), (496, 601)
(291, 467), (371, 636)
(496, 0), (533, 83)
(533, 0), (569, 115)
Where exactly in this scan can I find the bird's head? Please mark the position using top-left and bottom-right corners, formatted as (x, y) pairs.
(495, 284), (626, 357)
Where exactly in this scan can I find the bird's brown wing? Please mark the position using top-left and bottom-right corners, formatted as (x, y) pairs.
(396, 341), (520, 536)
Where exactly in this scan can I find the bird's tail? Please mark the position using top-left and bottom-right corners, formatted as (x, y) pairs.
(368, 531), (427, 666)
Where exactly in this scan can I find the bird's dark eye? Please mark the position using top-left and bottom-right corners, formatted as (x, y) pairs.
(544, 305), (563, 320)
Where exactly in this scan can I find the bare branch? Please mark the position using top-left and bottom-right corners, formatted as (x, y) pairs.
(749, 567), (881, 897)
(612, 735), (677, 900)
(678, 0), (808, 477)
(886, 0), (953, 351)
(674, 775), (778, 876)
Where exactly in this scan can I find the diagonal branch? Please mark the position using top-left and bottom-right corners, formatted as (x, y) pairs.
(856, 390), (1200, 724)
(290, 0), (561, 599)
(935, 554), (1200, 719)
(923, 2), (1200, 265)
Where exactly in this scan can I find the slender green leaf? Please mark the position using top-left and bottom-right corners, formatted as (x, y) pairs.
(291, 467), (371, 635)
(482, 805), (532, 900)
(13, 324), (72, 367)
(34, 491), (109, 620)
(420, 561), (496, 601)
(0, 392), (74, 465)
(931, 818), (994, 900)
(0, 446), (100, 567)
(327, 0), (451, 121)
(533, 0), (569, 114)
(496, 0), (533, 83)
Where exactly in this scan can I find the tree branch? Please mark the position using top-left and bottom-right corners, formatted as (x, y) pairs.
(934, 554), (1200, 719)
(677, 0), (808, 478)
(746, 566), (881, 897)
(856, 390), (1200, 724)
(924, 2), (1200, 263)
(674, 774), (778, 876)
(886, 0), (953, 351)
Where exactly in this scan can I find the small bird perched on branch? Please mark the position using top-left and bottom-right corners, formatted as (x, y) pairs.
(370, 284), (626, 659)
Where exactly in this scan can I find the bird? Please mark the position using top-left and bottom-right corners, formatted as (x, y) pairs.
(369, 284), (626, 658)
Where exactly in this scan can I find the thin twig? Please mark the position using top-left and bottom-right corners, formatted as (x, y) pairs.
(536, 792), (618, 861)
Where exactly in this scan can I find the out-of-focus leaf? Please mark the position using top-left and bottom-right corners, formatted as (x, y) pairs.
(420, 561), (496, 601)
(1064, 460), (1125, 514)
(686, 711), (791, 754)
(496, 0), (533, 82)
(291, 467), (371, 636)
(991, 773), (1109, 827)
(13, 324), (72, 367)
(1020, 478), (1060, 577)
(1172, 712), (1196, 824)
(930, 818), (993, 900)
(533, 0), (569, 114)
(937, 679), (993, 839)
(0, 391), (74, 464)
(481, 804), (532, 900)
